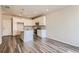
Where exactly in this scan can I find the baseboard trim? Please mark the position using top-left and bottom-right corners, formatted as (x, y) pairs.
(37, 36), (47, 39)
(47, 37), (79, 48)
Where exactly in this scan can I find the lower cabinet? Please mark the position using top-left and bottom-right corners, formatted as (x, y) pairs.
(24, 27), (34, 42)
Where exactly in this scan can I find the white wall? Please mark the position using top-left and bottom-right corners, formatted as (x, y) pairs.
(46, 6), (79, 47)
(0, 6), (2, 44)
(2, 15), (12, 36)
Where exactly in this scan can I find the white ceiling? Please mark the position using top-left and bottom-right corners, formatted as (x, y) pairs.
(1, 5), (68, 19)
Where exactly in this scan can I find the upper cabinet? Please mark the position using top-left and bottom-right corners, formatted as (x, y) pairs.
(33, 16), (46, 26)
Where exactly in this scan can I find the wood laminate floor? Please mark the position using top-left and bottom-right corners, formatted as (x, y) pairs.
(0, 36), (79, 53)
(24, 38), (79, 53)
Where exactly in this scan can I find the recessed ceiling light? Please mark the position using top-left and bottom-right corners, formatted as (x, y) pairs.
(18, 13), (21, 16)
(46, 9), (49, 11)
(19, 12), (23, 16)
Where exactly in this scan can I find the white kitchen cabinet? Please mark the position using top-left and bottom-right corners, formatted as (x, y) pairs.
(24, 27), (33, 42)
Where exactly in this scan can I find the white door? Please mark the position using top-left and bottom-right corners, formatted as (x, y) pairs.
(2, 19), (11, 36)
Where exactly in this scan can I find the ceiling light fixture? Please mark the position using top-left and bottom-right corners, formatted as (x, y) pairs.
(46, 9), (49, 11)
(19, 12), (23, 16)
(19, 8), (24, 16)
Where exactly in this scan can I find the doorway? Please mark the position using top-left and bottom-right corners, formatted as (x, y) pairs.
(17, 22), (24, 40)
(17, 22), (24, 32)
